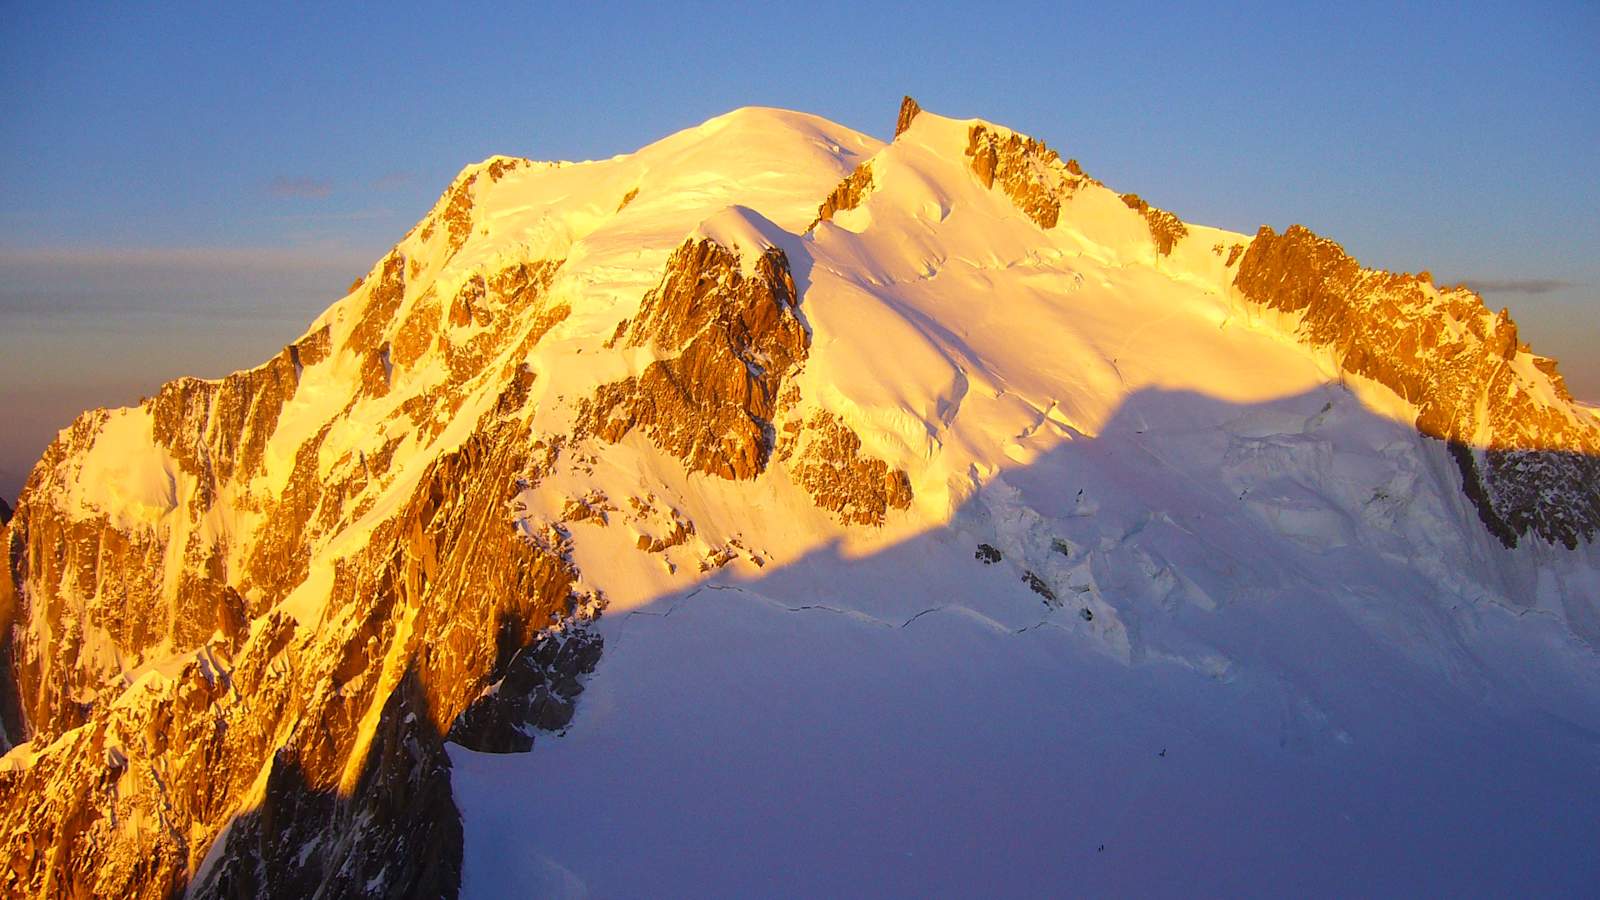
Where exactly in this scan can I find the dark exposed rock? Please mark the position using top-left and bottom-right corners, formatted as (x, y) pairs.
(1448, 442), (1518, 548)
(196, 670), (463, 899)
(449, 627), (602, 753)
(1, 497), (12, 525)
(976, 544), (1002, 564)
(535, 691), (576, 731)
(1235, 224), (1600, 547)
(1022, 571), (1058, 604)
(554, 630), (604, 678)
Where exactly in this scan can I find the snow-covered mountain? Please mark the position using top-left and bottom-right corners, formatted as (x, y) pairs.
(2, 97), (1598, 897)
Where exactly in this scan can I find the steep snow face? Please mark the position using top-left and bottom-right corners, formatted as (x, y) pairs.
(2, 100), (1599, 898)
(797, 112), (1327, 500)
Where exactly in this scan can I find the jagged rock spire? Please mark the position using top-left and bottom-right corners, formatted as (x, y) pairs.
(894, 95), (922, 137)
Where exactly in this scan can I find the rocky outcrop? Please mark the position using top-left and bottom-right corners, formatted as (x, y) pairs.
(347, 251), (409, 358)
(193, 671), (462, 899)
(963, 121), (1185, 257)
(583, 238), (807, 479)
(415, 157), (529, 263)
(448, 627), (604, 753)
(442, 259), (568, 389)
(1119, 193), (1188, 256)
(0, 320), (346, 743)
(1235, 224), (1600, 547)
(964, 124), (1090, 230)
(811, 161), (874, 229)
(0, 219), (588, 896)
(778, 410), (913, 526)
(0, 499), (10, 526)
(894, 95), (922, 137)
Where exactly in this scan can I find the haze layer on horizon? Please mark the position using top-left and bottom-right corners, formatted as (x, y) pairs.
(1, 1), (1596, 502)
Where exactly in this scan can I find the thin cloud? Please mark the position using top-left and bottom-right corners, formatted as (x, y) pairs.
(1461, 278), (1576, 295)
(263, 208), (394, 224)
(268, 176), (334, 199)
(0, 245), (374, 272)
(370, 171), (416, 192)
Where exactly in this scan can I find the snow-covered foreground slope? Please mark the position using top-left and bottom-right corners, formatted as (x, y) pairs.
(455, 383), (1600, 897)
(1, 98), (1598, 897)
(457, 597), (1599, 897)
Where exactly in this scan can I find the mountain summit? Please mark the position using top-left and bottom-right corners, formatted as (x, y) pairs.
(2, 100), (1598, 897)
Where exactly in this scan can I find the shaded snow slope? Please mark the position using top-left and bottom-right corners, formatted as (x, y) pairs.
(454, 385), (1600, 897)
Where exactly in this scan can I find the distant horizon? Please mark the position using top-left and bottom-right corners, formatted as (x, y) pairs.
(2, 2), (1596, 502)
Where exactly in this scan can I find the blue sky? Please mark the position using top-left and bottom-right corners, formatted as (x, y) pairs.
(1, 1), (1596, 498)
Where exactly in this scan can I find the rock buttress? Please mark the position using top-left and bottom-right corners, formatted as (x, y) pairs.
(0, 396), (587, 897)
(583, 238), (808, 480)
(1234, 224), (1600, 547)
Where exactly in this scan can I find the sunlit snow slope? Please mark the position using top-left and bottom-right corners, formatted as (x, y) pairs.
(2, 99), (1598, 898)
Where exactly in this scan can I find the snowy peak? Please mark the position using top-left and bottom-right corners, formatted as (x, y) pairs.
(1, 98), (1598, 898)
(807, 98), (1599, 547)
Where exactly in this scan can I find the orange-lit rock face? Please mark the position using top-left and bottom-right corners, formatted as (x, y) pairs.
(894, 95), (922, 137)
(584, 238), (808, 480)
(1235, 224), (1600, 547)
(1, 320), (338, 745)
(778, 410), (914, 527)
(416, 158), (527, 263)
(811, 160), (874, 229)
(0, 395), (580, 898)
(962, 124), (1189, 258)
(1119, 192), (1188, 256)
(0, 205), (580, 895)
(965, 123), (1081, 230)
